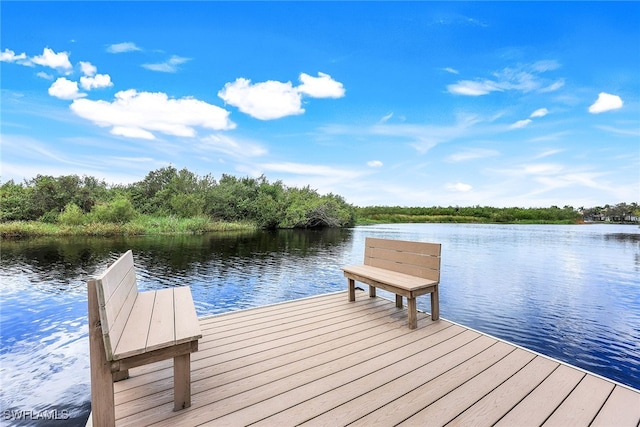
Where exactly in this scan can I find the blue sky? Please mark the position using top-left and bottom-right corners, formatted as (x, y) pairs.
(1, 2), (638, 208)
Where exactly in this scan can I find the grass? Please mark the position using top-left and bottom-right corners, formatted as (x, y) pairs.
(0, 215), (257, 238)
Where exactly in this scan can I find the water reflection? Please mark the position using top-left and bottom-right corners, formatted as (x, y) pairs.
(1, 224), (639, 426)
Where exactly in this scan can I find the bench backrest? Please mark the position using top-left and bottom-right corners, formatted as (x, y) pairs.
(364, 237), (441, 282)
(92, 250), (139, 361)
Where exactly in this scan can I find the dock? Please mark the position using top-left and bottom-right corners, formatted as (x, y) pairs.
(109, 291), (640, 426)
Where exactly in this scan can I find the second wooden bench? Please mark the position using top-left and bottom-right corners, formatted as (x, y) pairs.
(342, 237), (441, 329)
(87, 250), (202, 426)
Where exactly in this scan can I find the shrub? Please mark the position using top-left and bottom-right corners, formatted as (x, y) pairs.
(90, 196), (138, 223)
(58, 203), (85, 226)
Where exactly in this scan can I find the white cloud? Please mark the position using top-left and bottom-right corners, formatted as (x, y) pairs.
(588, 92), (623, 114)
(297, 72), (345, 98)
(530, 108), (548, 118)
(219, 78), (304, 120)
(37, 71), (54, 80)
(79, 61), (97, 76)
(447, 148), (499, 162)
(447, 61), (563, 96)
(142, 55), (191, 73)
(540, 79), (565, 93)
(510, 119), (532, 129)
(31, 48), (73, 72)
(444, 67), (459, 75)
(379, 112), (393, 123)
(447, 80), (501, 96)
(70, 89), (235, 139)
(445, 182), (473, 192)
(219, 72), (345, 120)
(0, 48), (28, 63)
(260, 162), (361, 179)
(80, 74), (113, 90)
(200, 134), (267, 158)
(111, 126), (155, 140)
(48, 78), (86, 100)
(106, 42), (141, 53)
(367, 160), (383, 167)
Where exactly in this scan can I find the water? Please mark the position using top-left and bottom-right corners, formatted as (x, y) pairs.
(1, 224), (639, 425)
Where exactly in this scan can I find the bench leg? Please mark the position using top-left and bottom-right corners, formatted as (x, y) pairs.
(407, 298), (417, 329)
(369, 285), (376, 298)
(348, 278), (356, 301)
(431, 287), (440, 321)
(395, 294), (403, 308)
(88, 280), (116, 426)
(173, 353), (192, 411)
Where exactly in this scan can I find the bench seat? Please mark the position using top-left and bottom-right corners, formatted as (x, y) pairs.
(342, 238), (441, 329)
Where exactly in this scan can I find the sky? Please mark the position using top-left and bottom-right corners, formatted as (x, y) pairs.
(1, 1), (639, 208)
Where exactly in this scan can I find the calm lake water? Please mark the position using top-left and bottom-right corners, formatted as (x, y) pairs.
(1, 223), (639, 426)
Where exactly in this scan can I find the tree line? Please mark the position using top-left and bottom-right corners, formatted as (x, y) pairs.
(356, 203), (639, 224)
(2, 167), (637, 231)
(0, 167), (356, 229)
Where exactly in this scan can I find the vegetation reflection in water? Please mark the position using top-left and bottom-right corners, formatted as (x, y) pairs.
(0, 224), (639, 426)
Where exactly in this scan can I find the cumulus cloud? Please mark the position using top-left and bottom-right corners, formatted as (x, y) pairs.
(80, 74), (113, 90)
(588, 92), (623, 114)
(297, 72), (345, 98)
(219, 78), (303, 120)
(106, 42), (141, 53)
(70, 89), (235, 139)
(31, 48), (73, 72)
(219, 72), (345, 120)
(0, 48), (28, 63)
(79, 61), (97, 76)
(48, 78), (86, 100)
(445, 182), (473, 192)
(367, 160), (383, 167)
(142, 55), (191, 73)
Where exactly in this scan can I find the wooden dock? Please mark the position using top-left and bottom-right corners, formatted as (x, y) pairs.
(108, 291), (640, 426)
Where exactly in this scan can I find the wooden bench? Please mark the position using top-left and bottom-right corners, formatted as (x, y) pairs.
(87, 250), (202, 426)
(342, 237), (441, 329)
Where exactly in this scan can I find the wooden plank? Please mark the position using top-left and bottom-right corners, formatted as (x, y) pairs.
(543, 374), (615, 426)
(260, 330), (489, 426)
(366, 247), (441, 271)
(174, 286), (202, 343)
(96, 250), (135, 301)
(120, 316), (454, 425)
(343, 265), (437, 291)
(591, 385), (640, 426)
(199, 323), (464, 426)
(494, 364), (585, 427)
(365, 237), (441, 256)
(145, 288), (176, 352)
(100, 281), (138, 361)
(300, 334), (497, 427)
(113, 292), (155, 360)
(398, 348), (536, 426)
(350, 341), (516, 427)
(448, 355), (559, 426)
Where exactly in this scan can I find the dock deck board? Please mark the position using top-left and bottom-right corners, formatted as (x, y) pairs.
(111, 291), (640, 426)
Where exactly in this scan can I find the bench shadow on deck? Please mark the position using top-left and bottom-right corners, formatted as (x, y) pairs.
(112, 291), (640, 426)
